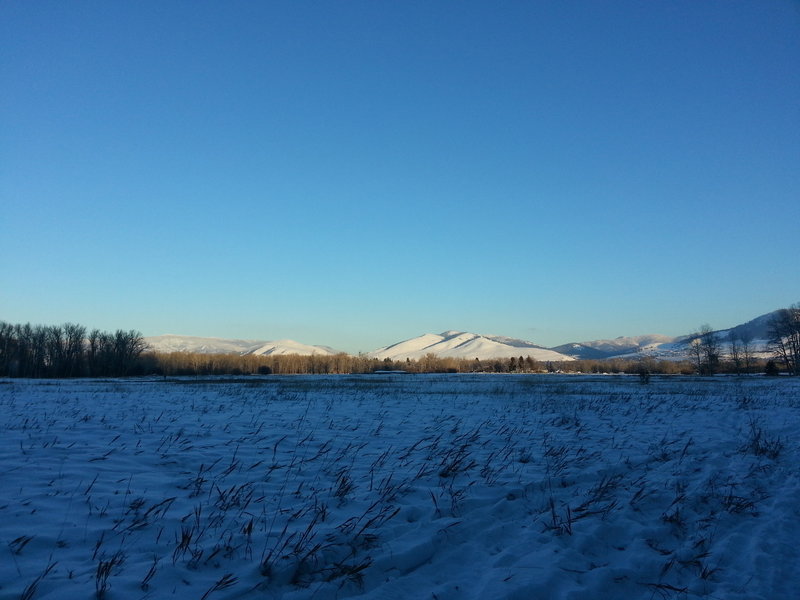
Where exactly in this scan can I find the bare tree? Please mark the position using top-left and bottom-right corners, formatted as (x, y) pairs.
(694, 324), (720, 375)
(740, 331), (756, 374)
(63, 323), (86, 377)
(87, 329), (102, 376)
(728, 331), (742, 375)
(689, 336), (703, 374)
(45, 324), (66, 376)
(768, 304), (800, 375)
(1, 321), (147, 378)
(0, 321), (15, 376)
(25, 324), (47, 377)
(112, 329), (147, 375)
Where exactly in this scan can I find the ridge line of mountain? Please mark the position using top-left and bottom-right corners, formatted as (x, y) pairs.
(144, 309), (780, 361)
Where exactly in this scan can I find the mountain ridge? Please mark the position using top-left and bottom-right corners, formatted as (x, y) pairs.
(551, 310), (781, 360)
(369, 331), (574, 362)
(144, 335), (339, 357)
(144, 309), (783, 361)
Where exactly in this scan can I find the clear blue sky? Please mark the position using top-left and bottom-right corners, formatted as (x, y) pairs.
(2, 1), (798, 353)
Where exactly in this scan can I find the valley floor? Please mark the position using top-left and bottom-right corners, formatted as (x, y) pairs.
(0, 375), (798, 599)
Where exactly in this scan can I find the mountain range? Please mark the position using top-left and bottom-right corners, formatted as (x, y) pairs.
(144, 310), (779, 362)
(369, 331), (573, 361)
(144, 335), (337, 357)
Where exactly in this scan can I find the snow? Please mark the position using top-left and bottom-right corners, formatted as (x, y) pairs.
(144, 335), (266, 354)
(249, 340), (337, 357)
(608, 339), (773, 362)
(1, 375), (798, 600)
(370, 333), (449, 358)
(371, 331), (574, 361)
(582, 334), (679, 353)
(146, 311), (779, 362)
(144, 335), (339, 356)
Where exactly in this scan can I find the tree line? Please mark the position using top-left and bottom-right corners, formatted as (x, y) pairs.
(1, 306), (797, 378)
(131, 351), (746, 377)
(686, 303), (800, 376)
(0, 321), (146, 377)
(766, 304), (800, 375)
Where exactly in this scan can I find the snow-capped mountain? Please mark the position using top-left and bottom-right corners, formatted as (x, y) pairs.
(550, 334), (682, 360)
(371, 331), (574, 361)
(552, 310), (783, 360)
(713, 311), (776, 346)
(144, 335), (263, 354)
(144, 335), (338, 356)
(145, 308), (785, 362)
(249, 340), (338, 356)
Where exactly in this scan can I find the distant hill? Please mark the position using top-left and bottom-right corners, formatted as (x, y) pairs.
(144, 335), (338, 356)
(144, 308), (786, 362)
(552, 310), (782, 360)
(712, 311), (777, 343)
(249, 340), (339, 356)
(370, 331), (574, 361)
(550, 335), (681, 360)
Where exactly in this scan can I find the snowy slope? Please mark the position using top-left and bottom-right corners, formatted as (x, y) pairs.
(552, 309), (783, 360)
(578, 334), (678, 353)
(552, 334), (680, 359)
(145, 334), (338, 356)
(719, 310), (780, 342)
(1, 376), (798, 600)
(144, 334), (264, 354)
(250, 339), (338, 356)
(371, 331), (574, 361)
(145, 308), (784, 361)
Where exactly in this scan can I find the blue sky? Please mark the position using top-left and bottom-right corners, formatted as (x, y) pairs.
(2, 1), (798, 353)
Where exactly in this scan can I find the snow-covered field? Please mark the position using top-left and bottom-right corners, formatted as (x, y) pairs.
(1, 375), (798, 600)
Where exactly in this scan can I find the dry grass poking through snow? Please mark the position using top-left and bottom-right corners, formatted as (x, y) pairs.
(0, 374), (798, 600)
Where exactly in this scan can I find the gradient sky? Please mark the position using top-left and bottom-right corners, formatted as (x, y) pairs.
(2, 1), (799, 353)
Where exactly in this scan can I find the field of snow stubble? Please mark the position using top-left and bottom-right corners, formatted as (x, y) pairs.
(0, 374), (798, 600)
